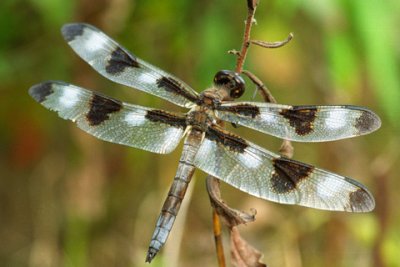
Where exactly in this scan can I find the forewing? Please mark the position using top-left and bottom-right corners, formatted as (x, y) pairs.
(193, 125), (374, 212)
(215, 102), (381, 142)
(29, 81), (187, 154)
(61, 23), (199, 108)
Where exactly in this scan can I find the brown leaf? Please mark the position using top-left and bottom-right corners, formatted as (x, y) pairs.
(206, 176), (256, 227)
(231, 227), (266, 267)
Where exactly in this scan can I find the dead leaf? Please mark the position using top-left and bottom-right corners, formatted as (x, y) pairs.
(206, 176), (256, 227)
(231, 227), (266, 267)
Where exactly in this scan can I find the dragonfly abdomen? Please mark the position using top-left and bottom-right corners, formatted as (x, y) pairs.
(146, 129), (203, 262)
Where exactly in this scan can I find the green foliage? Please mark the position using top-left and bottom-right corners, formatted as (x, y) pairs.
(28, 0), (75, 25)
(350, 0), (400, 127)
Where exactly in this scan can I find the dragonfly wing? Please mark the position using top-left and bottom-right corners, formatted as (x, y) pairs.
(193, 124), (374, 212)
(61, 23), (199, 108)
(29, 81), (187, 154)
(215, 102), (381, 142)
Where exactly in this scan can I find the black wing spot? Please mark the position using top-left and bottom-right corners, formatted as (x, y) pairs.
(271, 157), (314, 194)
(348, 187), (374, 212)
(280, 106), (317, 136)
(61, 24), (84, 42)
(86, 94), (122, 126)
(29, 82), (54, 103)
(354, 111), (380, 135)
(105, 47), (140, 74)
(206, 126), (248, 153)
(218, 104), (260, 118)
(156, 76), (198, 103)
(145, 109), (187, 129)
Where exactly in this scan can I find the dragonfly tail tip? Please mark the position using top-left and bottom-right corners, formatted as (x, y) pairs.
(145, 248), (158, 263)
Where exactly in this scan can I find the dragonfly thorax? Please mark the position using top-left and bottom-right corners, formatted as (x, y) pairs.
(186, 107), (216, 132)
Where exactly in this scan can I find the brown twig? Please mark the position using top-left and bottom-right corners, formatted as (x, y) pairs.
(213, 210), (226, 267)
(235, 0), (259, 73)
(251, 32), (294, 48)
(241, 70), (276, 103)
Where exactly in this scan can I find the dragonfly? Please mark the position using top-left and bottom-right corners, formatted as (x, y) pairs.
(29, 23), (381, 262)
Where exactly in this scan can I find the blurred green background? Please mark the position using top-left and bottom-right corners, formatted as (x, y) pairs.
(1, 0), (399, 266)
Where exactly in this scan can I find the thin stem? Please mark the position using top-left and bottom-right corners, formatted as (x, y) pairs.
(251, 32), (294, 48)
(235, 1), (258, 73)
(213, 210), (226, 267)
(242, 70), (277, 103)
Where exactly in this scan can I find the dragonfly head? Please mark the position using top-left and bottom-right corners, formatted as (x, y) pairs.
(213, 70), (245, 99)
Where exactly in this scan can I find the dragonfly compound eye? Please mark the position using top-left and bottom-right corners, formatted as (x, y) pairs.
(213, 70), (245, 99)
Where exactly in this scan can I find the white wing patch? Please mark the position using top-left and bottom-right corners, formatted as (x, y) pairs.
(324, 110), (347, 130)
(84, 31), (110, 52)
(138, 73), (157, 84)
(260, 112), (276, 124)
(124, 110), (147, 126)
(159, 127), (185, 154)
(315, 175), (354, 199)
(238, 150), (262, 169)
(59, 86), (80, 108)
